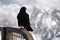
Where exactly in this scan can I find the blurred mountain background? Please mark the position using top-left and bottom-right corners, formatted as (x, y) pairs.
(0, 0), (60, 40)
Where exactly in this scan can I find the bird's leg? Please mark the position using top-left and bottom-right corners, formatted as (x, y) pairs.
(24, 26), (27, 31)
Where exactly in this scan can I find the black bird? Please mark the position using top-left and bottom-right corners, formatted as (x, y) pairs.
(17, 7), (33, 31)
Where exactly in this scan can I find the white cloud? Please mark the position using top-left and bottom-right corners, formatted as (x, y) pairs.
(13, 0), (36, 6)
(0, 3), (20, 27)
